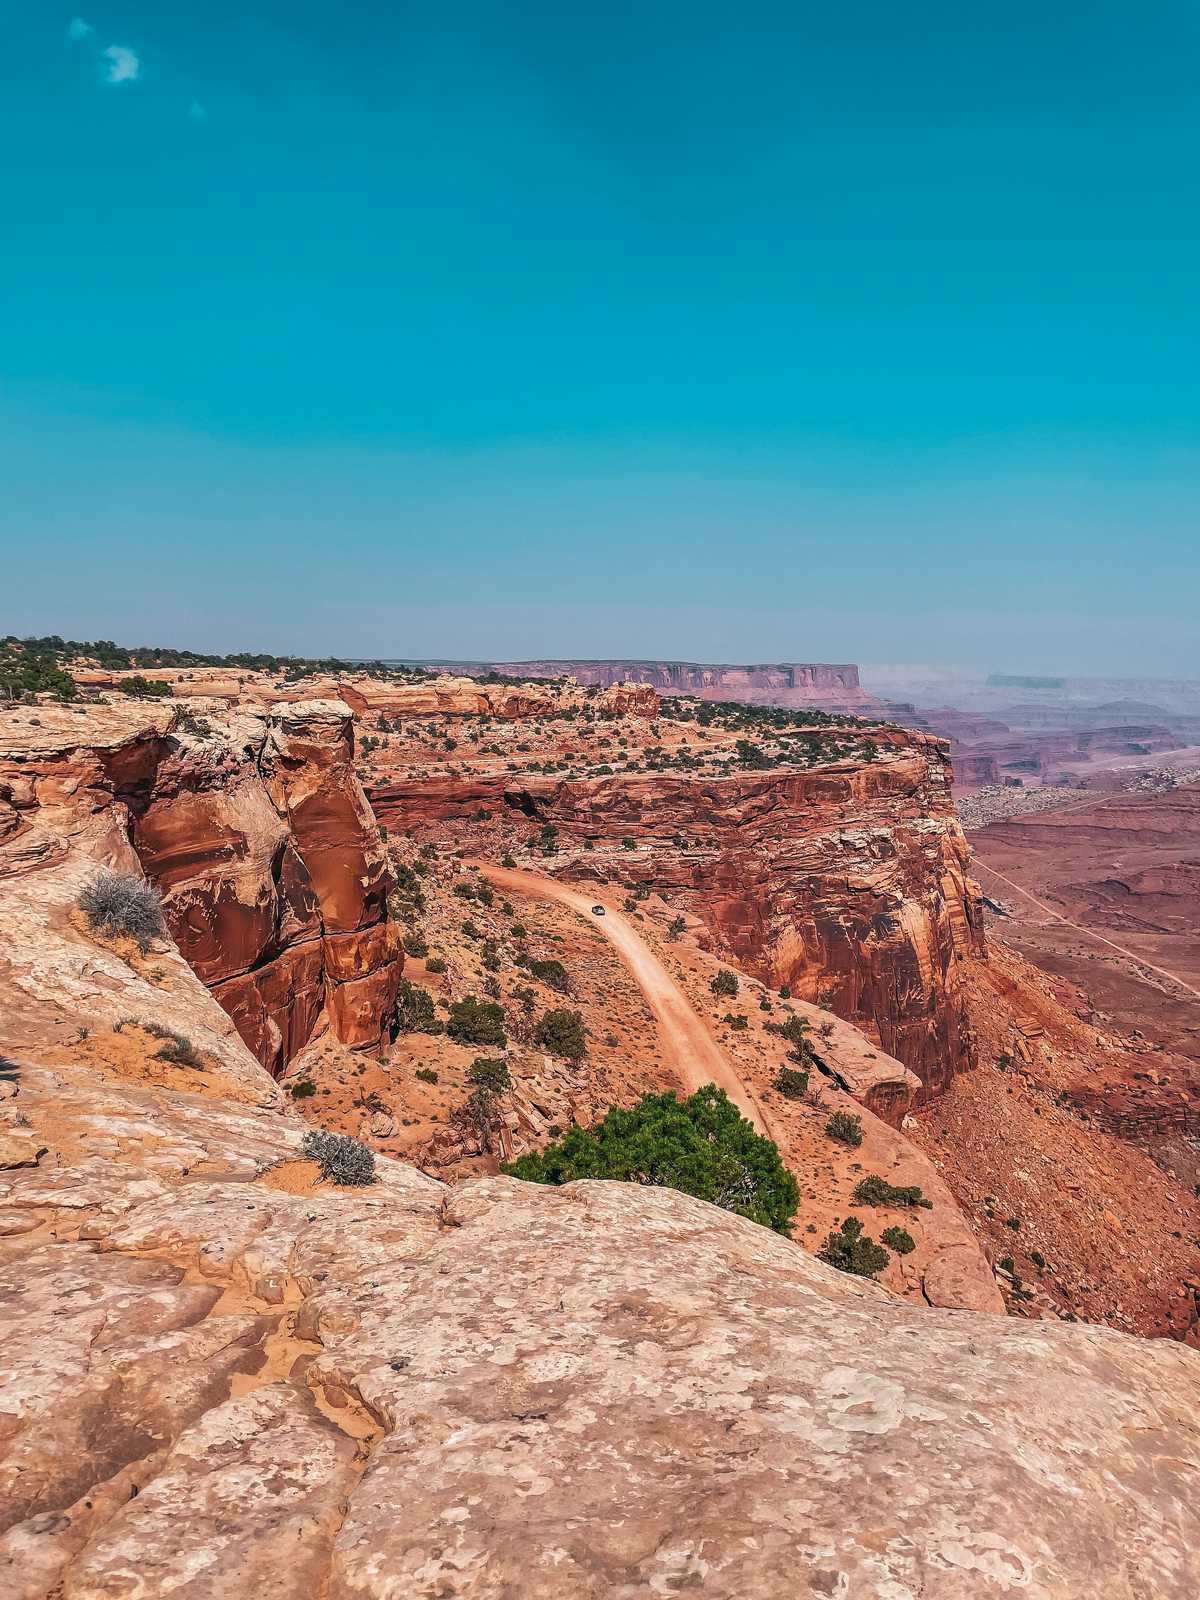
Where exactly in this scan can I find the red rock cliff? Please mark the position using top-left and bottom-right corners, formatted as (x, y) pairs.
(0, 699), (400, 1074)
(371, 733), (983, 1096)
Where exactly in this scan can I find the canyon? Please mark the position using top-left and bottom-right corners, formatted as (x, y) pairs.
(371, 741), (981, 1096)
(2, 647), (1199, 1594)
(967, 783), (1200, 1136)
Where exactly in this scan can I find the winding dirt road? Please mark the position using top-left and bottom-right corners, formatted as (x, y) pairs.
(477, 863), (770, 1133)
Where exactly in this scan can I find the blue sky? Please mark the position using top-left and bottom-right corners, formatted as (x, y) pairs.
(2, 2), (1197, 673)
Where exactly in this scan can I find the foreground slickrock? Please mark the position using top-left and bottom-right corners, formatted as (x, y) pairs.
(1, 1050), (1198, 1598)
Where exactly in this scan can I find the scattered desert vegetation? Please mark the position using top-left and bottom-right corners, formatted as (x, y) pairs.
(302, 1127), (378, 1186)
(77, 871), (165, 952)
(819, 1216), (890, 1277)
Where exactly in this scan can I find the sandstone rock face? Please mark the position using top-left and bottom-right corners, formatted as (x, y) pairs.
(952, 751), (1000, 786)
(1, 1052), (1198, 1597)
(485, 658), (880, 713)
(333, 674), (659, 721)
(0, 700), (399, 1074)
(372, 736), (982, 1095)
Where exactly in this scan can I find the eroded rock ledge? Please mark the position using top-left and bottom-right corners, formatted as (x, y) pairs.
(1, 1057), (1197, 1598)
(0, 699), (400, 1073)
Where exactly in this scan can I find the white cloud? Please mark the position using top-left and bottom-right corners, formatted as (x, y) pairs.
(67, 17), (92, 41)
(101, 45), (140, 84)
(187, 98), (206, 120)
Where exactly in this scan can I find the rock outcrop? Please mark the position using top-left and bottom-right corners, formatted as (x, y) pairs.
(332, 675), (659, 721)
(1, 1046), (1198, 1597)
(0, 699), (399, 1074)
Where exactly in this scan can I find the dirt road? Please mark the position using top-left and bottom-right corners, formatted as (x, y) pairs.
(973, 857), (1200, 1005)
(477, 863), (770, 1133)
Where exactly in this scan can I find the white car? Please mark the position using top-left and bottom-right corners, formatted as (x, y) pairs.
(591, 904), (606, 917)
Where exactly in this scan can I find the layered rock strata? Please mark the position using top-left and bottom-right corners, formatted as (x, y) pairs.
(372, 734), (982, 1096)
(0, 700), (399, 1073)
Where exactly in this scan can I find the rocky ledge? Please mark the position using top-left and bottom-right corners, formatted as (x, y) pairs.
(1, 1052), (1197, 1598)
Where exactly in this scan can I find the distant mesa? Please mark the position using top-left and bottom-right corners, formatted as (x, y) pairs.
(454, 659), (880, 715)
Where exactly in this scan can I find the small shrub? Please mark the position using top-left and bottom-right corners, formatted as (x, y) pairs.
(773, 1066), (810, 1099)
(120, 675), (173, 699)
(415, 1067), (439, 1085)
(403, 931), (429, 958)
(468, 1056), (511, 1093)
(457, 1084), (504, 1152)
(533, 1008), (586, 1061)
(290, 1079), (317, 1099)
(667, 916), (686, 940)
(500, 852), (517, 868)
(1030, 1250), (1046, 1271)
(825, 1111), (863, 1148)
(723, 1013), (748, 1031)
(140, 1020), (204, 1069)
(425, 956), (447, 974)
(852, 1175), (932, 1209)
(778, 984), (791, 999)
(1005, 1216), (1021, 1231)
(880, 1225), (915, 1255)
(710, 970), (739, 999)
(393, 979), (443, 1035)
(621, 836), (636, 850)
(77, 870), (165, 952)
(302, 1128), (377, 1186)
(778, 1014), (814, 1053)
(447, 996), (507, 1047)
(528, 958), (571, 994)
(819, 1216), (889, 1277)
